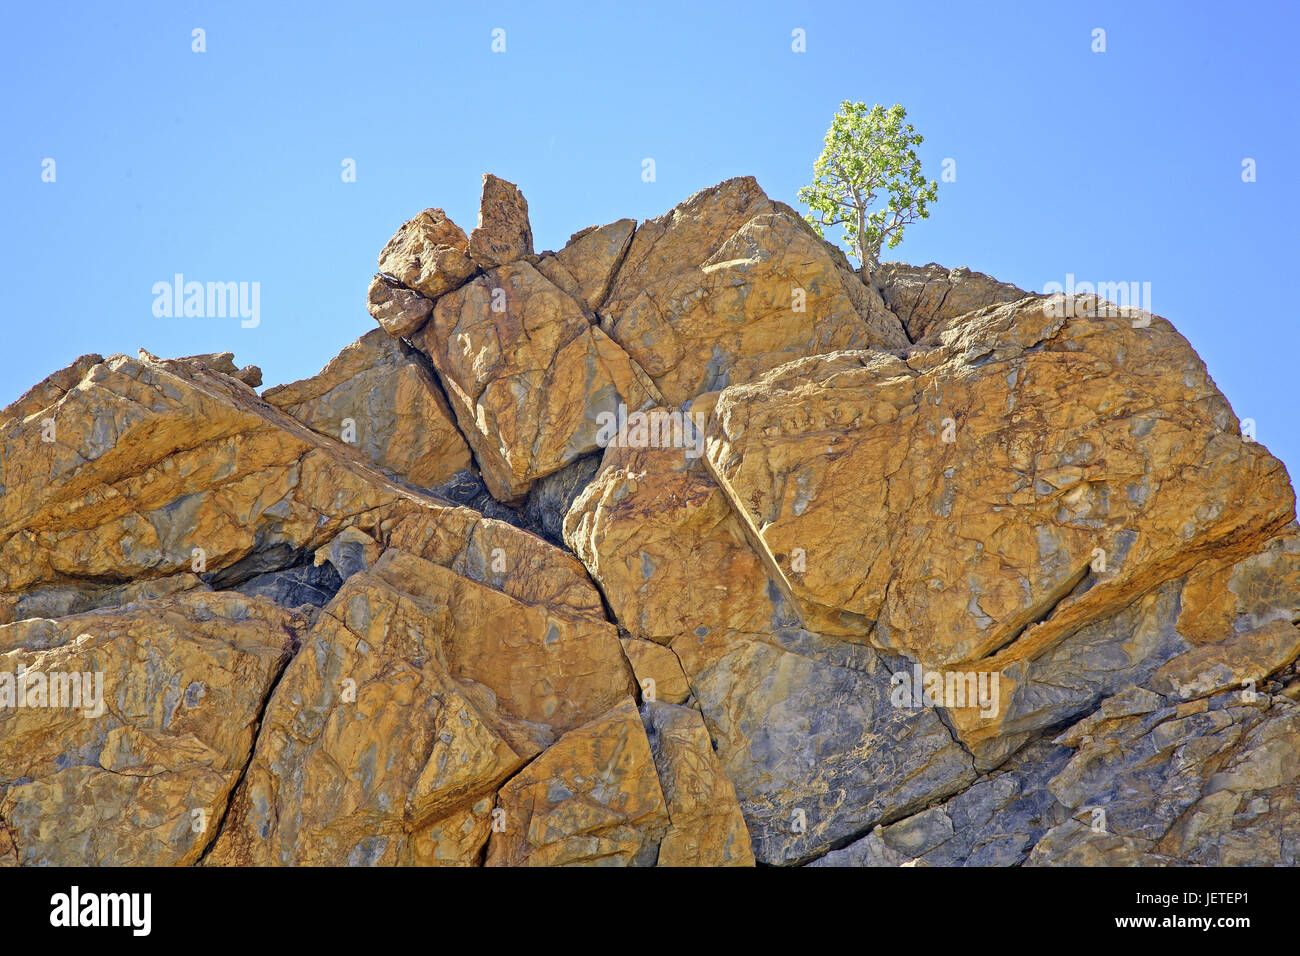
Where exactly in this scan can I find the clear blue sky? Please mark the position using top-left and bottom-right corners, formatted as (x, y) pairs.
(2, 1), (1297, 482)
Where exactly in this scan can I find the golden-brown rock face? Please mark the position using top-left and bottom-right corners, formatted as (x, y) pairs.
(412, 260), (656, 502)
(0, 591), (304, 866)
(707, 297), (1292, 663)
(469, 174), (534, 269)
(263, 328), (473, 489)
(376, 208), (477, 300)
(701, 295), (1294, 769)
(0, 350), (413, 596)
(485, 699), (669, 867)
(206, 549), (634, 865)
(1, 174), (1297, 869)
(535, 220), (636, 312)
(599, 177), (910, 405)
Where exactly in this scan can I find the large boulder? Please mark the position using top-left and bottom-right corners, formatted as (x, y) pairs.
(599, 177), (909, 405)
(366, 274), (434, 338)
(206, 549), (635, 865)
(376, 208), (477, 300)
(411, 260), (656, 503)
(875, 261), (1032, 341)
(0, 591), (304, 865)
(263, 328), (473, 489)
(701, 295), (1294, 765)
(468, 174), (534, 269)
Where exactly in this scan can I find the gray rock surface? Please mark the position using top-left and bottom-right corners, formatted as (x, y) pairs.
(812, 740), (1072, 866)
(235, 560), (343, 609)
(686, 629), (977, 865)
(875, 261), (1031, 340)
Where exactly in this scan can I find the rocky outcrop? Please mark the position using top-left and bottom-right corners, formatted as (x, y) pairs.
(702, 294), (1294, 768)
(469, 174), (534, 269)
(1, 173), (1295, 869)
(366, 274), (433, 338)
(0, 591), (304, 865)
(535, 219), (636, 312)
(599, 177), (910, 405)
(412, 260), (657, 503)
(875, 261), (1031, 341)
(263, 328), (473, 489)
(376, 208), (476, 300)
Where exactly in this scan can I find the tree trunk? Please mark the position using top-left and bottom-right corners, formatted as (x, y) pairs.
(857, 206), (871, 286)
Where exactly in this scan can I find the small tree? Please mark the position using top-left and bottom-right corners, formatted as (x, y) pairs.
(798, 101), (938, 285)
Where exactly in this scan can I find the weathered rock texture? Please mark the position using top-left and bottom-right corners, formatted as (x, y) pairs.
(1, 174), (1295, 868)
(876, 261), (1032, 341)
(413, 260), (657, 503)
(600, 176), (910, 405)
(535, 219), (636, 312)
(376, 208), (476, 300)
(0, 591), (303, 865)
(469, 173), (534, 269)
(366, 274), (433, 338)
(263, 328), (473, 489)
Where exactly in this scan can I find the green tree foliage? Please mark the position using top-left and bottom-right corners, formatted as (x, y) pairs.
(798, 102), (938, 283)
